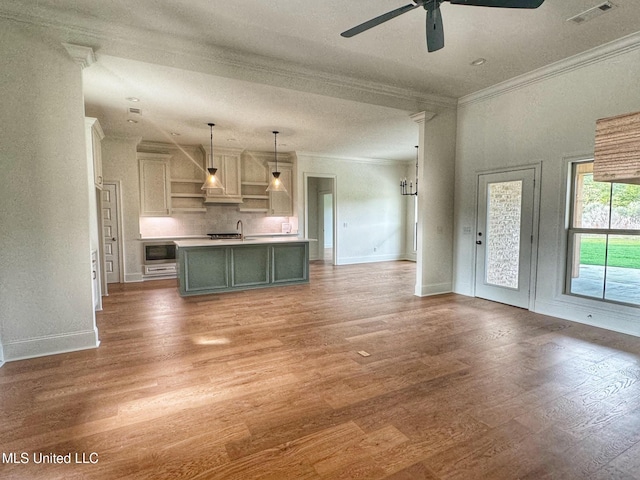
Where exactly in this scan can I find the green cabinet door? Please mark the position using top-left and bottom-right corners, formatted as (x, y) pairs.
(231, 245), (270, 287)
(181, 247), (229, 294)
(272, 243), (308, 283)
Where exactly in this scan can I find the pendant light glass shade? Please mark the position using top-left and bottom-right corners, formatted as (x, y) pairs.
(266, 171), (287, 192)
(266, 130), (287, 193)
(201, 122), (224, 191)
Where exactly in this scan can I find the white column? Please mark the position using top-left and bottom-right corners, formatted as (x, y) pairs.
(0, 21), (99, 361)
(412, 109), (457, 297)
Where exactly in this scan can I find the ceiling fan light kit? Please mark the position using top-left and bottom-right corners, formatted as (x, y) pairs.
(341, 0), (545, 52)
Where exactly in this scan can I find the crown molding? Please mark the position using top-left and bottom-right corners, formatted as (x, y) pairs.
(296, 151), (409, 165)
(459, 31), (640, 107)
(0, 5), (456, 112)
(62, 43), (95, 69)
(410, 111), (437, 124)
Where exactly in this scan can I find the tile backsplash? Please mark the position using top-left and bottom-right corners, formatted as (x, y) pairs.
(140, 207), (297, 238)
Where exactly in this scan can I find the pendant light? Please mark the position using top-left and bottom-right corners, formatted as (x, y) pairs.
(266, 130), (287, 192)
(201, 122), (224, 191)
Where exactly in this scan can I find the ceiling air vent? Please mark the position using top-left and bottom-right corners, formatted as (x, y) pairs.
(567, 1), (615, 24)
(128, 107), (142, 116)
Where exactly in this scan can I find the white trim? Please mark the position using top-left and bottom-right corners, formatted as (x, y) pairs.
(414, 282), (453, 297)
(297, 152), (414, 165)
(0, 7), (457, 112)
(535, 299), (640, 338)
(0, 341), (4, 368)
(62, 43), (95, 69)
(459, 31), (640, 106)
(3, 329), (99, 363)
(338, 253), (406, 266)
(304, 172), (337, 265)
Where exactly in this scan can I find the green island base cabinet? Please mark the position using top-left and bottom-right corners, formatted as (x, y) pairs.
(175, 238), (309, 296)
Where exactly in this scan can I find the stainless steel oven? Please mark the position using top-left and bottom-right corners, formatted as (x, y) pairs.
(143, 242), (177, 277)
(143, 242), (177, 264)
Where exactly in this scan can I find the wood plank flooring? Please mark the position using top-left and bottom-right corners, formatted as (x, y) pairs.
(2, 261), (640, 479)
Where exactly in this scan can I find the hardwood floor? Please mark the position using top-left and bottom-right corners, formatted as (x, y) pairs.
(2, 261), (640, 479)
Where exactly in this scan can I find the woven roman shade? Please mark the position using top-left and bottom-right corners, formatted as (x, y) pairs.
(594, 111), (640, 185)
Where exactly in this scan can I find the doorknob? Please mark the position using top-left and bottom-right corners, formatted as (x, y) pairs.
(476, 240), (482, 245)
(111, 237), (116, 241)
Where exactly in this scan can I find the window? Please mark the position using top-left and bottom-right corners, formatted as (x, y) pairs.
(566, 161), (640, 306)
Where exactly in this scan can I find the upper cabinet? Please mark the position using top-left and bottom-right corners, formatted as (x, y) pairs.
(135, 141), (296, 217)
(268, 161), (293, 217)
(85, 117), (104, 189)
(138, 153), (171, 216)
(202, 146), (243, 204)
(168, 145), (206, 213)
(240, 151), (294, 216)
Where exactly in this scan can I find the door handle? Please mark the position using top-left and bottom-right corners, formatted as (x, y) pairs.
(476, 240), (482, 245)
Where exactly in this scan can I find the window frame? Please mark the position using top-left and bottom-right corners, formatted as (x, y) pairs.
(565, 159), (640, 307)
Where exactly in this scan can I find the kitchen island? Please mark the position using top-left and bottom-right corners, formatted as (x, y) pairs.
(174, 237), (310, 296)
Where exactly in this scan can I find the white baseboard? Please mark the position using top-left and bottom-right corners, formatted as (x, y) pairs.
(3, 328), (100, 362)
(414, 282), (453, 297)
(534, 298), (640, 338)
(337, 253), (404, 265)
(124, 273), (144, 283)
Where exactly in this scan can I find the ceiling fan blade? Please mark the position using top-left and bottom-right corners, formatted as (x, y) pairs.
(425, 3), (444, 52)
(341, 2), (421, 38)
(448, 0), (544, 8)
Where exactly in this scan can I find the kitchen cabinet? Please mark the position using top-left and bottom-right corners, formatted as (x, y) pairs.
(268, 161), (293, 216)
(138, 153), (171, 216)
(202, 147), (243, 204)
(85, 117), (104, 189)
(165, 144), (206, 213)
(240, 151), (294, 215)
(176, 238), (309, 296)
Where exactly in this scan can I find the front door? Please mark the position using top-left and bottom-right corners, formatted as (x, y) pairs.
(102, 183), (121, 284)
(475, 169), (536, 309)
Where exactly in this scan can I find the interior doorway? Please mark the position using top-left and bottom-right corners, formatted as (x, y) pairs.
(319, 191), (334, 262)
(305, 174), (337, 265)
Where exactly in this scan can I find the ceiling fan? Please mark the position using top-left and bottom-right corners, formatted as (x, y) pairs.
(341, 0), (545, 52)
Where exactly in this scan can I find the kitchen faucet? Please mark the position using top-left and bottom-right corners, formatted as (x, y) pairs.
(236, 220), (243, 240)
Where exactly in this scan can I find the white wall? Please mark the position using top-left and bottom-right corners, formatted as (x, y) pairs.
(0, 19), (99, 360)
(454, 41), (640, 336)
(297, 155), (409, 264)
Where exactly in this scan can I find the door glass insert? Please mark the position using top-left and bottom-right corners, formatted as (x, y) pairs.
(485, 180), (523, 288)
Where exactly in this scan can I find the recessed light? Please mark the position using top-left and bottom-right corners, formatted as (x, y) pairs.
(127, 119), (138, 124)
(471, 58), (486, 66)
(170, 132), (180, 136)
(126, 97), (140, 102)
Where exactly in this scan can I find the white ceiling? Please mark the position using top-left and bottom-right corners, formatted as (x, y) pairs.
(4, 0), (640, 160)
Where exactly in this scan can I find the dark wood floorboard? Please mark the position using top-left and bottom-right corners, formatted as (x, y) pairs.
(1, 260), (640, 479)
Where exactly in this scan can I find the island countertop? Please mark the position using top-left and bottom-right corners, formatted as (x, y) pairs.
(174, 237), (312, 248)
